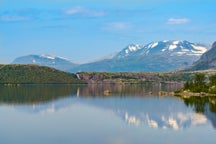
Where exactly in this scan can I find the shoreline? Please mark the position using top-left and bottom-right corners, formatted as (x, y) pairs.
(174, 90), (216, 97)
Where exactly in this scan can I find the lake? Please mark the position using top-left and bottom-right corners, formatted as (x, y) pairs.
(0, 84), (215, 144)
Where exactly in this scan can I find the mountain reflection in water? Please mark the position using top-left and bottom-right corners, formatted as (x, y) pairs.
(0, 84), (216, 130)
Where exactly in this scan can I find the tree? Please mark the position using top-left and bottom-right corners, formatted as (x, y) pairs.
(209, 75), (216, 86)
(183, 73), (207, 92)
(193, 73), (207, 92)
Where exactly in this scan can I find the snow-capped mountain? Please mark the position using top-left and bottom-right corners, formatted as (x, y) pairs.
(115, 44), (143, 58)
(12, 40), (209, 72)
(115, 40), (207, 59)
(12, 54), (78, 71)
(70, 40), (208, 72)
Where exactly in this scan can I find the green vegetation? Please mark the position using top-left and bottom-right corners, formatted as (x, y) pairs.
(77, 72), (194, 84)
(0, 64), (86, 84)
(177, 73), (216, 94)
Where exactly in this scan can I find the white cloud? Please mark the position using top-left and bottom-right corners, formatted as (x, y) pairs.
(0, 15), (31, 22)
(125, 112), (140, 126)
(65, 6), (84, 15)
(103, 22), (131, 31)
(167, 18), (190, 25)
(65, 6), (105, 17)
(191, 113), (207, 126)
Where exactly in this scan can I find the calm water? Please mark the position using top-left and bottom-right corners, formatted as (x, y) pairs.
(0, 84), (216, 144)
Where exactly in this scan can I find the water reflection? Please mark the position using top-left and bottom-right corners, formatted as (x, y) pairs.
(180, 96), (216, 129)
(78, 82), (182, 97)
(0, 84), (216, 130)
(0, 83), (181, 104)
(0, 85), (79, 104)
(81, 97), (209, 130)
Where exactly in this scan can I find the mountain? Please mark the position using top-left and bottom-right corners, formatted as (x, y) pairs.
(115, 40), (206, 58)
(0, 64), (85, 84)
(70, 40), (208, 72)
(12, 54), (77, 72)
(183, 41), (216, 71)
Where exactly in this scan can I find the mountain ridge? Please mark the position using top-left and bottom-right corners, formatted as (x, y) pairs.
(12, 54), (78, 72)
(70, 40), (208, 72)
(11, 40), (208, 72)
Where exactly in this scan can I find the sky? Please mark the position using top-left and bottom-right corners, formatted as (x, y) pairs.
(0, 0), (215, 64)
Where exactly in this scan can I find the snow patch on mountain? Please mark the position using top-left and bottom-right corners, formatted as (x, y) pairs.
(40, 54), (55, 60)
(169, 45), (177, 50)
(39, 54), (70, 61)
(32, 59), (36, 63)
(191, 45), (207, 53)
(173, 40), (180, 45)
(150, 42), (158, 48)
(12, 54), (77, 72)
(128, 45), (140, 51)
(116, 44), (143, 58)
(115, 40), (208, 59)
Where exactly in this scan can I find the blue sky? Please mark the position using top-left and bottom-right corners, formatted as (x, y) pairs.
(0, 0), (215, 64)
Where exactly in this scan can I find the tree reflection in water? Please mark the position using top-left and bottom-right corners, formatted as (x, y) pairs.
(1, 84), (216, 130)
(180, 96), (216, 128)
(0, 85), (79, 104)
(0, 82), (182, 104)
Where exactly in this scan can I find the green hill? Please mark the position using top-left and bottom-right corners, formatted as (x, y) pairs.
(0, 64), (86, 84)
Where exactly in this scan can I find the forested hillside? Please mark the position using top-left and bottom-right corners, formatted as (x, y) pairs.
(0, 64), (85, 84)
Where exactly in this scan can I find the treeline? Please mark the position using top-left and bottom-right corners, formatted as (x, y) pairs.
(0, 64), (86, 84)
(77, 72), (195, 84)
(183, 73), (216, 94)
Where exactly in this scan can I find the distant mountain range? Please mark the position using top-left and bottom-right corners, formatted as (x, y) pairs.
(12, 40), (209, 72)
(70, 40), (208, 72)
(12, 54), (77, 71)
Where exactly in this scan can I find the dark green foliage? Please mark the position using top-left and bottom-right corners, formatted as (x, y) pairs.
(182, 73), (216, 93)
(193, 73), (208, 92)
(0, 64), (86, 84)
(183, 73), (208, 92)
(209, 75), (216, 86)
(181, 96), (216, 114)
(183, 81), (193, 90)
(77, 71), (194, 84)
(194, 73), (205, 85)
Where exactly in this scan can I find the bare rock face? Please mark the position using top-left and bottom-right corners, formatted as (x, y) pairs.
(184, 41), (216, 71)
(212, 41), (216, 48)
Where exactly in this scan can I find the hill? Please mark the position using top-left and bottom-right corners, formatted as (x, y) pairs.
(12, 54), (77, 72)
(183, 41), (216, 71)
(0, 64), (85, 84)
